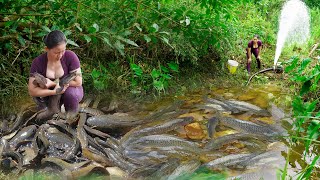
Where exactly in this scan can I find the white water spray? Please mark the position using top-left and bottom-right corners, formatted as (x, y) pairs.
(273, 0), (310, 67)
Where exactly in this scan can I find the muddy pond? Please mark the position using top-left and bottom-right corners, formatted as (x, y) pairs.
(0, 84), (304, 180)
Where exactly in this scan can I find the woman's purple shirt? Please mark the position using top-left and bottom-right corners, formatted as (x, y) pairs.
(29, 50), (83, 112)
(30, 50), (80, 78)
(247, 40), (262, 57)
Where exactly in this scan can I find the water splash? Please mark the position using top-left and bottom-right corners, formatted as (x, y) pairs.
(274, 0), (310, 67)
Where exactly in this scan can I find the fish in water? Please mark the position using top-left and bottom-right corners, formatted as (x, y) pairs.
(227, 167), (277, 180)
(207, 117), (219, 138)
(86, 114), (141, 129)
(203, 97), (270, 116)
(204, 133), (269, 151)
(167, 159), (201, 180)
(120, 117), (193, 148)
(220, 117), (281, 137)
(204, 153), (257, 169)
(224, 100), (271, 116)
(204, 98), (240, 114)
(127, 134), (201, 154)
(269, 103), (285, 121)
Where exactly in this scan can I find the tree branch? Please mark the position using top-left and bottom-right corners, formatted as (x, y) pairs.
(0, 13), (54, 17)
(0, 34), (18, 41)
(309, 43), (319, 57)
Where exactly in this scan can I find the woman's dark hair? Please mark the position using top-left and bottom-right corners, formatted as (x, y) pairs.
(253, 34), (260, 39)
(43, 30), (67, 49)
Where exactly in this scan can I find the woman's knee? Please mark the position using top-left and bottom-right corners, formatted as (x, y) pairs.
(63, 92), (79, 102)
(64, 87), (83, 100)
(63, 87), (83, 107)
(62, 92), (81, 112)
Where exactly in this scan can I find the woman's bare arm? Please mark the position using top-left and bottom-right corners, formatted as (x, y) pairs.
(28, 77), (56, 97)
(247, 48), (252, 59)
(28, 77), (68, 97)
(258, 46), (262, 55)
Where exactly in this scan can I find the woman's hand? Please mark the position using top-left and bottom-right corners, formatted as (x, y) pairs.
(53, 83), (69, 95)
(45, 78), (57, 89)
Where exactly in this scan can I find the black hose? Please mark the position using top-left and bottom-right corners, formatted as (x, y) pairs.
(246, 66), (283, 86)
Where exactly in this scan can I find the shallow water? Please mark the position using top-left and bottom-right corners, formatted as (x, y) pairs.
(3, 84), (318, 179)
(135, 84), (297, 179)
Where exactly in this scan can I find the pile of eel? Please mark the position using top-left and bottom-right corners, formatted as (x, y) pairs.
(0, 80), (288, 179)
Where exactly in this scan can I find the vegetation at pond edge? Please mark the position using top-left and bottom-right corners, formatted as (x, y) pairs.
(0, 0), (319, 179)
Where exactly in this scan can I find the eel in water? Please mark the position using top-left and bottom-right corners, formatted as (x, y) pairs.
(246, 66), (283, 86)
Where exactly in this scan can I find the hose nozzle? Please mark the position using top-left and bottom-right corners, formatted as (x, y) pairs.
(273, 62), (283, 73)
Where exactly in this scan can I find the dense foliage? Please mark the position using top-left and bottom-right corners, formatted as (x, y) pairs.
(0, 0), (288, 111)
(0, 0), (253, 109)
(282, 56), (319, 179)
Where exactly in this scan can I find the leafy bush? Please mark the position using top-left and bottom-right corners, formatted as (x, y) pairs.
(283, 56), (320, 179)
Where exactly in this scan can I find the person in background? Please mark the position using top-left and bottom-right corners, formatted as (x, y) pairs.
(246, 34), (262, 74)
(28, 30), (83, 112)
